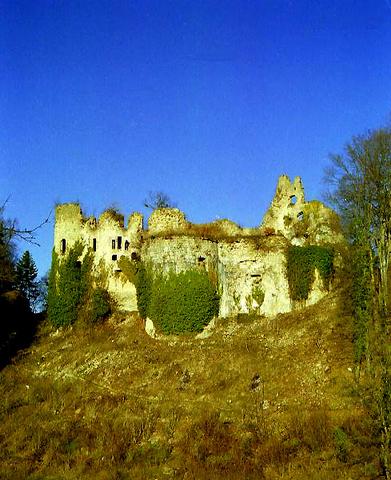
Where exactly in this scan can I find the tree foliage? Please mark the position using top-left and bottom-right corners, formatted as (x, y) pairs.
(47, 244), (113, 327)
(326, 126), (391, 316)
(47, 243), (84, 327)
(15, 251), (40, 312)
(325, 125), (391, 477)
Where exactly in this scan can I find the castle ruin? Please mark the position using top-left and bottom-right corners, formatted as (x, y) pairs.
(54, 175), (343, 318)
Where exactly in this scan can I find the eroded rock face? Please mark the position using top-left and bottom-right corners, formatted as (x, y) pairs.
(148, 208), (189, 236)
(217, 237), (291, 317)
(53, 175), (343, 320)
(261, 175), (343, 245)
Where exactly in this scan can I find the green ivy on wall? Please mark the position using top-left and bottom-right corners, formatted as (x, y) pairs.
(133, 264), (219, 334)
(149, 269), (219, 334)
(287, 245), (334, 301)
(47, 243), (112, 327)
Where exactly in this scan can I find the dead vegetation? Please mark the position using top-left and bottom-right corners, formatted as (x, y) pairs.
(0, 293), (380, 479)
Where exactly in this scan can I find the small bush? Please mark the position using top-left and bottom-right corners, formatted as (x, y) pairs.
(48, 245), (113, 327)
(147, 269), (219, 334)
(334, 427), (349, 462)
(47, 243), (84, 327)
(134, 262), (153, 319)
(118, 255), (138, 284)
(90, 288), (112, 323)
(252, 285), (265, 307)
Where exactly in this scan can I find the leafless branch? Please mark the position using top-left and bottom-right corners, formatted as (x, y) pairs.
(1, 197), (53, 246)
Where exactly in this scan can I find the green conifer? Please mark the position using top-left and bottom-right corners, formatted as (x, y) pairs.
(15, 250), (39, 311)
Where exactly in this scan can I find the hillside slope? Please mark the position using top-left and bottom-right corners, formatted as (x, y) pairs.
(0, 292), (379, 479)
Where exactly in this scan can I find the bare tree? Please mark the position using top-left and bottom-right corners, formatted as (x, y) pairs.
(325, 126), (391, 477)
(1, 198), (51, 246)
(325, 127), (391, 316)
(143, 191), (176, 210)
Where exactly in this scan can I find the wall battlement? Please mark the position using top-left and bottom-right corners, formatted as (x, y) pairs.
(53, 176), (343, 317)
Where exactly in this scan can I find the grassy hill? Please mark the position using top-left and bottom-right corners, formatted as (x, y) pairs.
(0, 291), (380, 479)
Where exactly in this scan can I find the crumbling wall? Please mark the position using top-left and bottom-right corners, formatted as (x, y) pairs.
(54, 174), (342, 320)
(218, 236), (291, 317)
(54, 203), (84, 255)
(54, 204), (143, 311)
(142, 236), (219, 276)
(261, 175), (343, 245)
(148, 208), (189, 236)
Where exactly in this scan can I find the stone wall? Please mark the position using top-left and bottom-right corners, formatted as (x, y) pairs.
(217, 236), (291, 317)
(54, 204), (143, 311)
(53, 175), (342, 319)
(261, 175), (343, 245)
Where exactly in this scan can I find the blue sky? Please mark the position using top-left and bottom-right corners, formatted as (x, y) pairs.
(1, 0), (391, 276)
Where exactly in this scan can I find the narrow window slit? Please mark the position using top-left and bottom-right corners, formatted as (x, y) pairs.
(61, 239), (66, 254)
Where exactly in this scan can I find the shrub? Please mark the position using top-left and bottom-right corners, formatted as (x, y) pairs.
(90, 288), (112, 323)
(287, 245), (334, 301)
(252, 285), (265, 307)
(147, 269), (219, 334)
(118, 255), (138, 284)
(47, 243), (84, 327)
(47, 244), (112, 327)
(134, 262), (153, 319)
(350, 246), (372, 367)
(334, 427), (349, 462)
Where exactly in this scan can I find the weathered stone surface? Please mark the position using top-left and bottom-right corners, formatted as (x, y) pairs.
(145, 317), (156, 338)
(148, 208), (189, 235)
(261, 175), (343, 245)
(53, 175), (343, 321)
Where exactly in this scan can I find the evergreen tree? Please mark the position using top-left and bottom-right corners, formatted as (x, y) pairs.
(15, 251), (39, 311)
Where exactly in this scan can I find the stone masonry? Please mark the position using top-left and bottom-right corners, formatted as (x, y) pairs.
(53, 175), (343, 317)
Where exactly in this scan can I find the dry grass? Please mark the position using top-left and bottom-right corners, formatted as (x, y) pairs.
(0, 293), (380, 479)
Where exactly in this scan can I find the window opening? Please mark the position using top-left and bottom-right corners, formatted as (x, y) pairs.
(198, 256), (206, 262)
(290, 195), (297, 205)
(131, 251), (138, 260)
(112, 254), (117, 261)
(112, 239), (116, 249)
(117, 236), (122, 249)
(60, 239), (66, 254)
(93, 238), (97, 251)
(124, 240), (130, 251)
(297, 211), (304, 221)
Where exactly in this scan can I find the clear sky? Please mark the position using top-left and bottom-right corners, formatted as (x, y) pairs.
(1, 0), (391, 277)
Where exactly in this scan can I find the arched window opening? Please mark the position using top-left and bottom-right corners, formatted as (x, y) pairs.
(60, 239), (66, 254)
(290, 195), (297, 205)
(93, 238), (97, 251)
(124, 240), (130, 251)
(117, 236), (122, 249)
(297, 211), (304, 221)
(112, 239), (116, 249)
